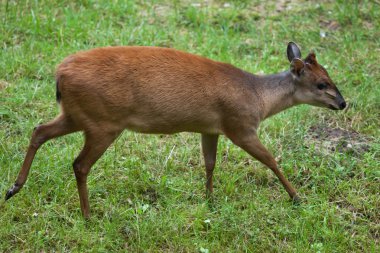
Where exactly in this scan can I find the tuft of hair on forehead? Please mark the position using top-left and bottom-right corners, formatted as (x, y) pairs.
(305, 51), (317, 65)
(319, 64), (329, 76)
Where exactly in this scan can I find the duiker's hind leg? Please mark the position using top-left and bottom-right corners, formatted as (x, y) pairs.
(201, 134), (219, 197)
(5, 114), (79, 200)
(72, 130), (121, 218)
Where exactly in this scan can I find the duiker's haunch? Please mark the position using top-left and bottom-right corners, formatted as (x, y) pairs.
(6, 42), (346, 218)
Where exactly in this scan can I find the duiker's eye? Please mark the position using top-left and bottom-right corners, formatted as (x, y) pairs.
(317, 83), (327, 90)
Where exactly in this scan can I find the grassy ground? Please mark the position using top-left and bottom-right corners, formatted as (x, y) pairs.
(0, 0), (379, 252)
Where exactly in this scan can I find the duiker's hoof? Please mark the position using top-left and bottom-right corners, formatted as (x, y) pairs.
(5, 184), (21, 201)
(5, 190), (14, 200)
(292, 195), (302, 205)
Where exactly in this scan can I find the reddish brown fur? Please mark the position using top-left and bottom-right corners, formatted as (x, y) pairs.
(6, 43), (346, 218)
(57, 47), (259, 135)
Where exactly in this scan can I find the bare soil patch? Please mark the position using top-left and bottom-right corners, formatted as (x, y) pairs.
(307, 124), (371, 156)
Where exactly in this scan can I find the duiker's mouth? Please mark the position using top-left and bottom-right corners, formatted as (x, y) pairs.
(329, 101), (346, 110)
(328, 104), (339, 110)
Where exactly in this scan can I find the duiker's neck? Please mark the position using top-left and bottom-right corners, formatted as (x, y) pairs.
(252, 71), (297, 119)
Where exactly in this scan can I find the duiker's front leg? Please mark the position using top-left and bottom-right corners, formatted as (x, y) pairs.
(227, 131), (299, 201)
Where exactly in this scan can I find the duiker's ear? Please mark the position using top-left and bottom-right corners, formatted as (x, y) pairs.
(287, 42), (302, 62)
(290, 58), (304, 76)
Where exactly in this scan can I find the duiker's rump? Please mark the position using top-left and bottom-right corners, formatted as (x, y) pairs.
(5, 42), (346, 218)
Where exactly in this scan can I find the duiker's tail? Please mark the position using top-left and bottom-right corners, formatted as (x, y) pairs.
(55, 79), (61, 103)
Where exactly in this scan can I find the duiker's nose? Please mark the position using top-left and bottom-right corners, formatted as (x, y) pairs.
(336, 89), (346, 110)
(339, 101), (346, 110)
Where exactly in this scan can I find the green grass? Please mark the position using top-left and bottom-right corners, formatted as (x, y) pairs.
(1, 0), (379, 252)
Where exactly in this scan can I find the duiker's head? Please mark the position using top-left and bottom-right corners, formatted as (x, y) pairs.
(287, 42), (346, 110)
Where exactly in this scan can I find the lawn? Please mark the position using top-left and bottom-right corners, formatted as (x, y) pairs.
(0, 0), (379, 252)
